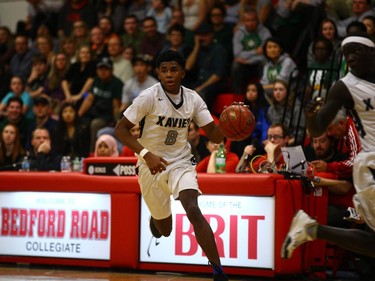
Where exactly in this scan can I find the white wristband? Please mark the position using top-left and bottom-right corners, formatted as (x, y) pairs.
(139, 148), (149, 158)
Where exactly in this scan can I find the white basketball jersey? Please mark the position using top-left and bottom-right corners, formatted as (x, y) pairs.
(341, 72), (375, 152)
(124, 83), (213, 162)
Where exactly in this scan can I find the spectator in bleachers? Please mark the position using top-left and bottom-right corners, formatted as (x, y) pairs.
(187, 121), (210, 164)
(244, 122), (290, 173)
(231, 8), (271, 94)
(26, 55), (48, 99)
(231, 81), (269, 159)
(59, 36), (78, 64)
(120, 54), (158, 112)
(168, 8), (194, 49)
(223, 0), (240, 29)
(122, 45), (136, 61)
(307, 19), (342, 67)
(61, 45), (96, 106)
(71, 20), (90, 50)
(58, 0), (97, 38)
(25, 0), (64, 39)
(55, 102), (90, 158)
(29, 127), (61, 171)
(121, 15), (144, 56)
(237, 0), (274, 30)
(89, 26), (109, 59)
(196, 138), (239, 173)
(0, 124), (25, 171)
(260, 37), (297, 94)
(94, 134), (119, 157)
(0, 62), (11, 102)
(336, 0), (375, 37)
(44, 52), (70, 117)
(324, 109), (361, 179)
(127, 0), (150, 22)
(32, 24), (60, 53)
(107, 35), (134, 84)
(10, 34), (33, 82)
(27, 96), (57, 146)
(185, 22), (228, 111)
(0, 26), (14, 67)
(268, 0), (324, 60)
(209, 3), (233, 65)
(304, 131), (356, 228)
(266, 79), (305, 145)
(160, 23), (191, 58)
(325, 0), (352, 21)
(346, 20), (368, 34)
(95, 0), (128, 34)
(308, 37), (339, 93)
(98, 15), (117, 44)
(147, 0), (172, 34)
(78, 57), (122, 152)
(0, 76), (33, 119)
(139, 16), (166, 63)
(34, 34), (55, 67)
(180, 0), (208, 32)
(362, 15), (375, 41)
(0, 97), (33, 147)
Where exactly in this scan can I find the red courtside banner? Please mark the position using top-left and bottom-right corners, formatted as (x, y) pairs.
(140, 195), (275, 269)
(0, 192), (111, 260)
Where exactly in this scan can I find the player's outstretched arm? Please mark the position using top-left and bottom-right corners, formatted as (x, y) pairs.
(306, 81), (353, 138)
(201, 121), (225, 144)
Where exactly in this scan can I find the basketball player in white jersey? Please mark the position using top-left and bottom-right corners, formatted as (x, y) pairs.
(115, 50), (228, 281)
(281, 32), (375, 260)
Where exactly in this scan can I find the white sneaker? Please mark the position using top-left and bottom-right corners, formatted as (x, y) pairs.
(281, 210), (318, 259)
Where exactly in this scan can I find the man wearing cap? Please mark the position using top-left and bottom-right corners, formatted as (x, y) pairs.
(78, 57), (123, 152)
(185, 21), (228, 111)
(25, 96), (57, 150)
(281, 32), (375, 262)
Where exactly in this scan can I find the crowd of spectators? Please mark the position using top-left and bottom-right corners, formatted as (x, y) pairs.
(1, 0), (375, 174)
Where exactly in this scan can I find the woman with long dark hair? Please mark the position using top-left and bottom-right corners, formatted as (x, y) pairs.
(54, 102), (90, 158)
(0, 124), (25, 170)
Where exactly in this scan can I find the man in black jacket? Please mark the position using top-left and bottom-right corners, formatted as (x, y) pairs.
(29, 127), (61, 171)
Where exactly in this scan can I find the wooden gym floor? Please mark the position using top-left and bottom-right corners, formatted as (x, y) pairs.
(0, 263), (363, 281)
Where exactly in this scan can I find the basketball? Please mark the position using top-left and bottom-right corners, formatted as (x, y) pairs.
(219, 104), (256, 141)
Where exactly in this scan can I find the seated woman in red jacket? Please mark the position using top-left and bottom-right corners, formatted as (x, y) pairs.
(196, 139), (239, 173)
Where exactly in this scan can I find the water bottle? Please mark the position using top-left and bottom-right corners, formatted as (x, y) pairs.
(21, 156), (30, 172)
(60, 156), (72, 172)
(72, 157), (80, 172)
(215, 143), (226, 173)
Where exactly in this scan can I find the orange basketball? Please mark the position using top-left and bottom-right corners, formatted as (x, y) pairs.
(219, 104), (256, 141)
